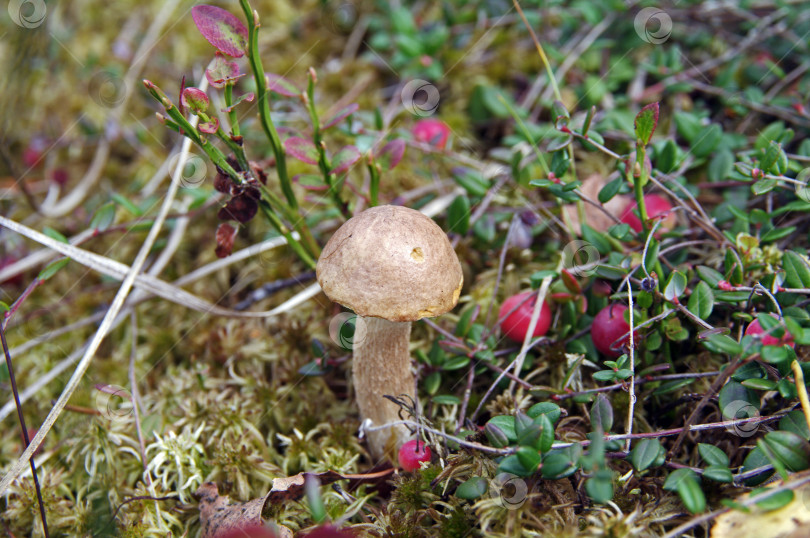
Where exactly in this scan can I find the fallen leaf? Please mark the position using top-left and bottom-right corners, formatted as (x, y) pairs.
(563, 174), (630, 235)
(712, 482), (810, 538)
(197, 469), (393, 537)
(197, 482), (274, 537)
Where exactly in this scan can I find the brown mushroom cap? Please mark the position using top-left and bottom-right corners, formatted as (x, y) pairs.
(316, 205), (463, 322)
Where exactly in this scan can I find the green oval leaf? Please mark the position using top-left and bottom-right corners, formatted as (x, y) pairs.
(664, 468), (705, 514)
(687, 281), (714, 320)
(455, 476), (488, 500)
(630, 438), (662, 472)
(762, 431), (810, 471)
(329, 145), (361, 175)
(664, 271), (687, 302)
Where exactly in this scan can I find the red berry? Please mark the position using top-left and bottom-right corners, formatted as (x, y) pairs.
(745, 314), (795, 348)
(412, 119), (450, 149)
(398, 439), (431, 471)
(498, 291), (552, 343)
(619, 194), (675, 233)
(591, 304), (636, 357)
(22, 136), (48, 169)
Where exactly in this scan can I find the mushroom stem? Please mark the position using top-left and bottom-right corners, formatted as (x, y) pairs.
(353, 316), (416, 459)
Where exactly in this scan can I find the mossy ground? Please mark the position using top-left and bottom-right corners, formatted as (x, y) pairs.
(3, 0), (810, 536)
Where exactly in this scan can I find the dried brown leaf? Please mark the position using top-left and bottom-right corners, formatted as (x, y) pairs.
(563, 174), (631, 235)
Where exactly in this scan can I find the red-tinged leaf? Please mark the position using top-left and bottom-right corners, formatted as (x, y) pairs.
(266, 73), (300, 97)
(635, 102), (659, 146)
(191, 5), (248, 58)
(215, 223), (238, 258)
(322, 103), (359, 130)
(284, 137), (319, 165)
(223, 92), (255, 113)
(561, 269), (582, 294)
(294, 174), (329, 191)
(205, 52), (242, 88)
(374, 139), (406, 171)
(329, 145), (361, 175)
(199, 118), (219, 134)
(181, 87), (209, 113)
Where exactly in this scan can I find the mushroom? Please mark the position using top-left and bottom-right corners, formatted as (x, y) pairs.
(316, 205), (463, 459)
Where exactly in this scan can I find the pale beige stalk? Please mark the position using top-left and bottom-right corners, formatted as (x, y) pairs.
(353, 317), (414, 458)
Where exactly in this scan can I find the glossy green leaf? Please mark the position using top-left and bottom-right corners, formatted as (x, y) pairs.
(598, 177), (623, 203)
(703, 466), (733, 483)
(42, 227), (68, 244)
(497, 454), (533, 477)
(779, 410), (810, 440)
(699, 443), (729, 467)
(585, 469), (614, 504)
(691, 124), (722, 159)
(455, 476), (488, 500)
(542, 450), (579, 479)
(663, 271), (687, 302)
(703, 333), (743, 356)
(37, 258), (68, 281)
(90, 202), (116, 232)
(718, 381), (759, 421)
(782, 251), (810, 289)
(761, 431), (810, 471)
(741, 447), (775, 486)
(582, 224), (612, 255)
(447, 195), (470, 235)
(527, 402), (562, 425)
(630, 438), (662, 472)
(517, 446), (542, 472)
(487, 415), (517, 443)
(687, 281), (714, 320)
(664, 468), (705, 513)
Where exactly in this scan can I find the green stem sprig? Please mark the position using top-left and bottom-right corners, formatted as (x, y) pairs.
(239, 0), (297, 210)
